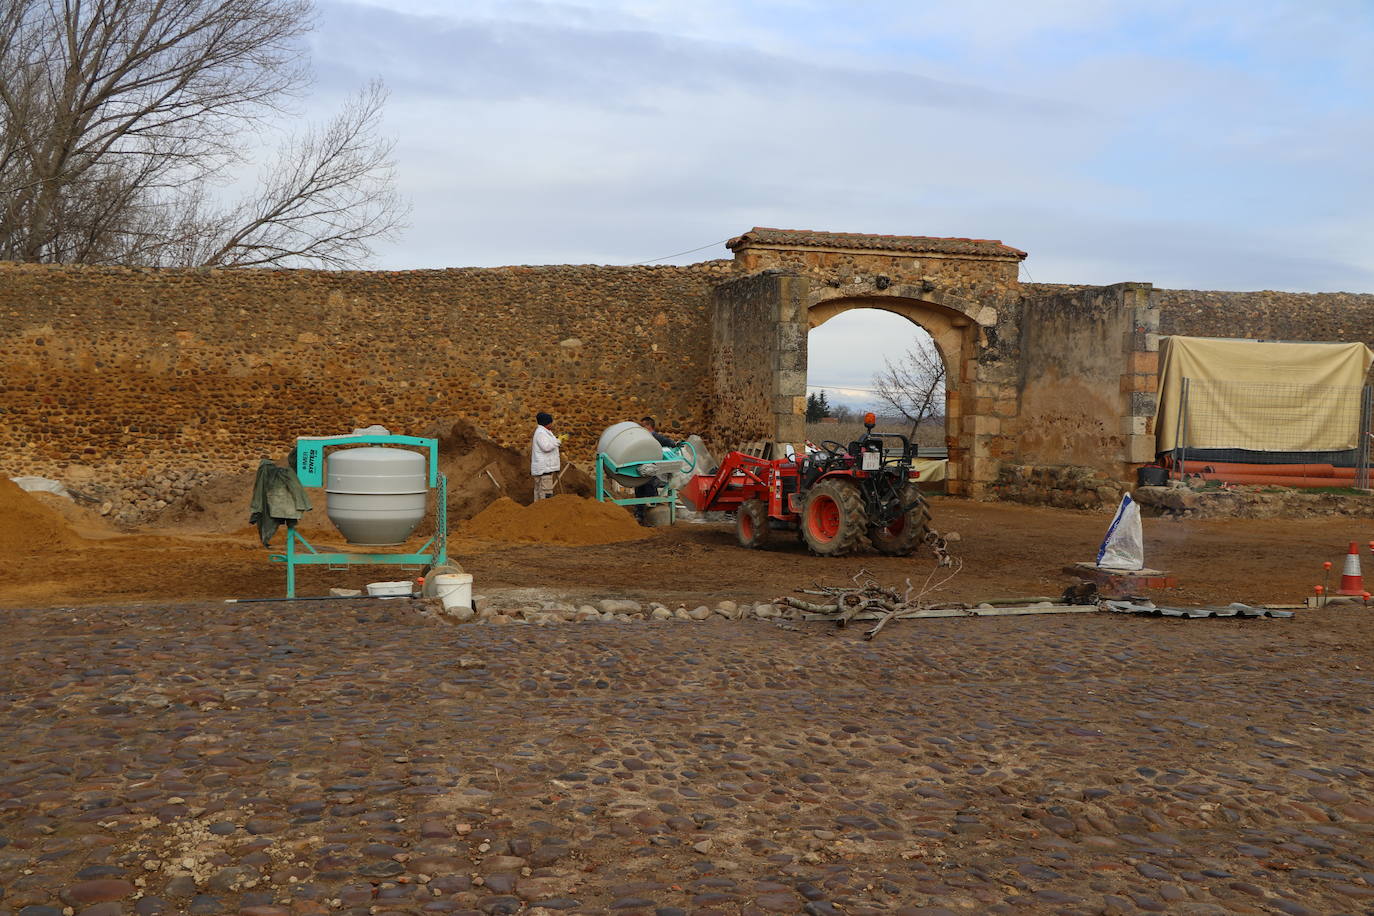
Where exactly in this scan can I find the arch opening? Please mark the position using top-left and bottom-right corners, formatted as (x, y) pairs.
(802, 295), (975, 495)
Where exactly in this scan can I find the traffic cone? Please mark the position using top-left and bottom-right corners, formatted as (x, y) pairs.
(1338, 541), (1365, 595)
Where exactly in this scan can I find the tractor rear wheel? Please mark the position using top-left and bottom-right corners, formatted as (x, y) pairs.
(869, 484), (931, 556)
(735, 499), (770, 549)
(801, 479), (865, 556)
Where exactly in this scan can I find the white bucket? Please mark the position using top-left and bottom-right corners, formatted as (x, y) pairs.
(433, 573), (473, 611)
(366, 580), (414, 598)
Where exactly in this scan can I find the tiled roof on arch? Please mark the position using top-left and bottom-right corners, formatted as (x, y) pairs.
(726, 227), (1027, 260)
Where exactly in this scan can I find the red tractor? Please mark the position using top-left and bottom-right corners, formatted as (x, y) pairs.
(681, 414), (931, 556)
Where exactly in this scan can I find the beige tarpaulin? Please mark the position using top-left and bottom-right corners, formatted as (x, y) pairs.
(1156, 336), (1373, 453)
(912, 458), (947, 483)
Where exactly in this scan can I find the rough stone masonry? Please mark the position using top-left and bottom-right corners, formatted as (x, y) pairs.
(3, 227), (1374, 502)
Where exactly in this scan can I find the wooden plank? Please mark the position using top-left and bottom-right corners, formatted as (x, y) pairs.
(799, 604), (1098, 622)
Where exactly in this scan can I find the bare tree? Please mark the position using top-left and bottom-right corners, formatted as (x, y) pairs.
(0, 0), (405, 268)
(872, 342), (947, 440)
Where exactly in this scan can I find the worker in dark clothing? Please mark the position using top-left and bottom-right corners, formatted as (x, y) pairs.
(634, 416), (676, 523)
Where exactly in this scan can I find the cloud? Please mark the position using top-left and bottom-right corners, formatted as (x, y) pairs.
(298, 0), (1374, 300)
(314, 2), (1068, 117)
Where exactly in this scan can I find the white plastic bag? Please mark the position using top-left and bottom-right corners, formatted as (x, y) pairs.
(1096, 494), (1144, 570)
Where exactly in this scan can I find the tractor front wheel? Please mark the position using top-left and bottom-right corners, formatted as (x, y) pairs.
(869, 484), (931, 556)
(801, 479), (865, 556)
(735, 499), (770, 549)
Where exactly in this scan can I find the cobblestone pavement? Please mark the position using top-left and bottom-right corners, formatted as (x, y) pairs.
(2, 601), (1373, 916)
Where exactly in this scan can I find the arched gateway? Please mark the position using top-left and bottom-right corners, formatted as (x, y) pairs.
(709, 228), (1026, 496)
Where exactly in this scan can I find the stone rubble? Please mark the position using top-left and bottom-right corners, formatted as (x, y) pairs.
(427, 597), (789, 627)
(72, 467), (221, 527)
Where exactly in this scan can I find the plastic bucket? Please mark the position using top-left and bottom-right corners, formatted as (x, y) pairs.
(366, 580), (413, 597)
(433, 573), (473, 611)
(1136, 465), (1168, 487)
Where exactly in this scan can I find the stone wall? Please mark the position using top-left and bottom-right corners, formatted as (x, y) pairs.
(0, 261), (731, 482)
(1009, 284), (1134, 471)
(708, 272), (803, 448)
(8, 242), (1374, 506)
(989, 283), (1160, 507)
(1156, 289), (1374, 342)
(990, 464), (1125, 510)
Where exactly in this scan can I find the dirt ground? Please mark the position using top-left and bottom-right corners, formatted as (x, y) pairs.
(2, 494), (1369, 609)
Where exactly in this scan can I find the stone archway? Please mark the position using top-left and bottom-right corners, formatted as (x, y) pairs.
(709, 230), (1024, 497)
(802, 281), (996, 496)
(806, 294), (973, 493)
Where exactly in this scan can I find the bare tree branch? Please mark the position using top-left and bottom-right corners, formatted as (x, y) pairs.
(0, 0), (406, 267)
(872, 343), (947, 440)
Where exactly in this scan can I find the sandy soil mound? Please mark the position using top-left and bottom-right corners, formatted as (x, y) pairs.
(461, 495), (650, 546)
(28, 491), (120, 538)
(0, 478), (81, 561)
(135, 418), (595, 536)
(143, 468), (260, 534)
(426, 418), (594, 521)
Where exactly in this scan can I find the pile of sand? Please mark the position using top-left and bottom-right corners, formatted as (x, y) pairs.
(426, 418), (594, 521)
(461, 495), (651, 546)
(0, 478), (80, 561)
(131, 417), (594, 536)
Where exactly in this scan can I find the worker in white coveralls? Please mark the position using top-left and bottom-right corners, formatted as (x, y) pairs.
(530, 411), (562, 501)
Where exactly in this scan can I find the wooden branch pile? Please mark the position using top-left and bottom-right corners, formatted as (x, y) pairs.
(774, 566), (1094, 640)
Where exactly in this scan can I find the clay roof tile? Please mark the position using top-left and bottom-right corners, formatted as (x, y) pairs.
(726, 227), (1027, 260)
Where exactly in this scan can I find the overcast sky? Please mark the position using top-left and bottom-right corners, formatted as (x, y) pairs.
(301, 0), (1374, 406)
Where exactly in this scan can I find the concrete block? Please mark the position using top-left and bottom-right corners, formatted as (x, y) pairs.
(969, 416), (1001, 436)
(1128, 351), (1159, 374)
(972, 457), (1002, 484)
(1120, 372), (1159, 394)
(776, 369), (807, 397)
(973, 381), (1002, 398)
(993, 397), (1019, 418)
(777, 277), (809, 323)
(776, 346), (806, 372)
(1131, 298), (1160, 332)
(1121, 415), (1148, 436)
(774, 394), (806, 415)
(775, 322), (806, 364)
(1126, 434), (1156, 464)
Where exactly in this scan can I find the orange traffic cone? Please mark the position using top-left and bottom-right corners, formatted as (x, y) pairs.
(1338, 541), (1365, 595)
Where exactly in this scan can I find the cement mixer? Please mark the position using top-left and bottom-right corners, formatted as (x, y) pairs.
(268, 431), (450, 597)
(594, 421), (697, 524)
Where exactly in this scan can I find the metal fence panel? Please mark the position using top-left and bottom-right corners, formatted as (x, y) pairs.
(1172, 377), (1371, 489)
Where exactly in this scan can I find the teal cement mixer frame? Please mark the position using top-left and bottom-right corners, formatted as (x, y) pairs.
(594, 441), (696, 525)
(270, 434), (448, 598)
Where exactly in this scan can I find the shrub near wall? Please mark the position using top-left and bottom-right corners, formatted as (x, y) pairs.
(0, 261), (731, 484)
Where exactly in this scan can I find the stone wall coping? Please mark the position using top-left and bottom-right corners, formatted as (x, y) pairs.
(727, 227), (1027, 260)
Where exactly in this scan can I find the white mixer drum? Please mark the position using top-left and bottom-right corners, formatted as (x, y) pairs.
(325, 447), (427, 545)
(597, 421), (666, 487)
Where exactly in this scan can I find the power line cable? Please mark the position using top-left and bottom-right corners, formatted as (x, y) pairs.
(630, 238), (731, 265)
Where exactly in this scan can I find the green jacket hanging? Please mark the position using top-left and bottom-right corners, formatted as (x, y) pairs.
(248, 459), (312, 547)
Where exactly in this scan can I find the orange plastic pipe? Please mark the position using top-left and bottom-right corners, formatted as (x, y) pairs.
(1185, 462), (1348, 477)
